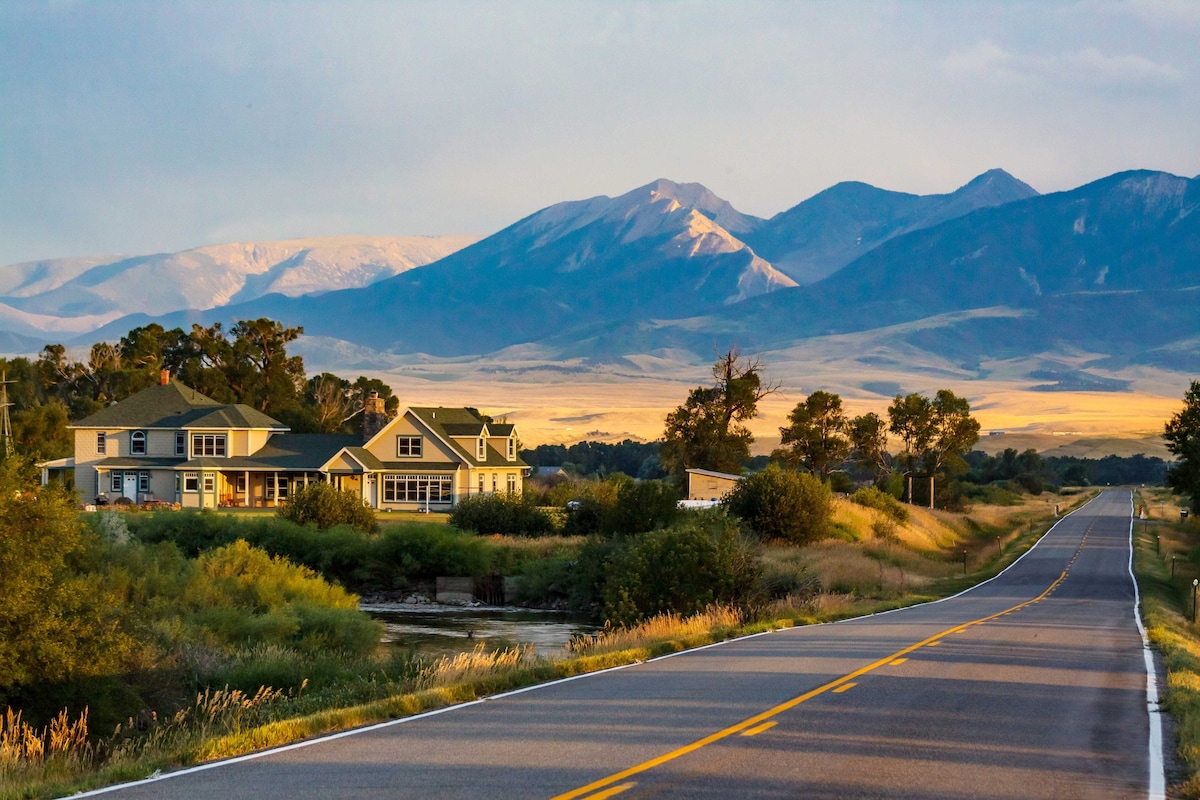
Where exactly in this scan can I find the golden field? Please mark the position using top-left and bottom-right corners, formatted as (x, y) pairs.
(354, 352), (1186, 458)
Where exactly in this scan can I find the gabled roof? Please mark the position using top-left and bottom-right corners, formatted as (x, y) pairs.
(686, 468), (744, 481)
(69, 379), (288, 431)
(198, 434), (359, 471)
(406, 407), (528, 469)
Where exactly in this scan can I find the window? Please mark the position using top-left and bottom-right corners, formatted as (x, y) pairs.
(396, 436), (422, 458)
(476, 438), (486, 460)
(492, 474), (497, 492)
(235, 474), (247, 493)
(138, 471), (150, 493)
(202, 473), (215, 493)
(175, 431), (187, 456)
(96, 432), (106, 455)
(130, 430), (146, 455)
(175, 473), (181, 494)
(111, 472), (122, 492)
(507, 473), (517, 494)
(266, 474), (289, 501)
(478, 474), (485, 494)
(183, 472), (199, 492)
(191, 434), (227, 457)
(507, 438), (516, 461)
(382, 474), (453, 503)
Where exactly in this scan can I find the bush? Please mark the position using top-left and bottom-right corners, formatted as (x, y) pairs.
(277, 482), (378, 532)
(723, 464), (832, 544)
(602, 479), (680, 535)
(851, 486), (910, 523)
(599, 511), (760, 626)
(448, 493), (556, 537)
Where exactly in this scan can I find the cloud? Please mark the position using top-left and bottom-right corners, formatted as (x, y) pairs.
(941, 40), (1181, 90)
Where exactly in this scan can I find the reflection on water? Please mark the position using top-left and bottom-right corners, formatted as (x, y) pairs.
(362, 605), (599, 657)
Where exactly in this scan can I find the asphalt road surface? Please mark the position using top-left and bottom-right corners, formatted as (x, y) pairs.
(83, 490), (1163, 799)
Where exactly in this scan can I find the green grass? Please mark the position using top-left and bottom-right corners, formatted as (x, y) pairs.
(1134, 489), (1200, 797)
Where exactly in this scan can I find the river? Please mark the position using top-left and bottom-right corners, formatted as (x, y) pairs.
(362, 604), (600, 657)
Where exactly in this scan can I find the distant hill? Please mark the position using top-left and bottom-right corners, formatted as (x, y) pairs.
(0, 235), (479, 337)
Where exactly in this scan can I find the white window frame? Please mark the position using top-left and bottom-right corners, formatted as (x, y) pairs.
(183, 472), (199, 492)
(382, 474), (453, 504)
(191, 434), (227, 458)
(96, 432), (106, 455)
(202, 473), (215, 493)
(492, 473), (497, 492)
(478, 473), (485, 494)
(130, 430), (147, 455)
(138, 471), (150, 493)
(476, 438), (486, 460)
(396, 436), (422, 458)
(266, 474), (289, 501)
(506, 473), (517, 494)
(111, 472), (122, 492)
(507, 438), (516, 461)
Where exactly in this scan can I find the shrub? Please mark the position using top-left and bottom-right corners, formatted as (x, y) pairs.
(602, 479), (680, 535)
(851, 486), (910, 523)
(723, 464), (832, 544)
(277, 482), (378, 532)
(599, 511), (760, 626)
(448, 493), (556, 537)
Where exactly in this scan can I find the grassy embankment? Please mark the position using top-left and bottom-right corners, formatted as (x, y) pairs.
(1134, 488), (1200, 797)
(1, 493), (1078, 799)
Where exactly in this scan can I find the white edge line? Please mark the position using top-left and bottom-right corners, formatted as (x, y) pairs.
(69, 492), (1102, 798)
(1127, 494), (1167, 800)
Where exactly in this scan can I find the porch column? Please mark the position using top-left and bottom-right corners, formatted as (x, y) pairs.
(273, 471), (280, 507)
(243, 471), (249, 507)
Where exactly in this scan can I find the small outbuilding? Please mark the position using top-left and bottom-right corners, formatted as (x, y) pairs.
(685, 468), (743, 501)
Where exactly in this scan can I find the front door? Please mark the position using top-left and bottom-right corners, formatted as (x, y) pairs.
(122, 472), (138, 501)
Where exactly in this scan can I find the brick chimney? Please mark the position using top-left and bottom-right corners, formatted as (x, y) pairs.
(363, 391), (387, 442)
(160, 369), (171, 386)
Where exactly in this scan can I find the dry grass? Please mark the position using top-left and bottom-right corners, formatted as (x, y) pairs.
(566, 606), (745, 657)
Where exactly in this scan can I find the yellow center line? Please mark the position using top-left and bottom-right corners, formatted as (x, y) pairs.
(579, 782), (637, 799)
(740, 721), (777, 737)
(549, 568), (1071, 800)
(833, 682), (857, 693)
(889, 658), (908, 665)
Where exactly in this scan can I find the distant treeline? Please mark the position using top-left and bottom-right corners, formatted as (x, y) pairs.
(521, 440), (666, 480)
(524, 440), (1169, 488)
(963, 449), (1169, 489)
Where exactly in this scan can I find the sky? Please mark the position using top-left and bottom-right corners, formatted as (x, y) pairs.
(1, 0), (1198, 266)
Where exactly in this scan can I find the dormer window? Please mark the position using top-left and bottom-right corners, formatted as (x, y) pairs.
(476, 437), (486, 460)
(130, 430), (146, 455)
(506, 437), (516, 461)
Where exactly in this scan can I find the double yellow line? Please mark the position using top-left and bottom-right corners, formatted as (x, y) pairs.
(554, 552), (1082, 800)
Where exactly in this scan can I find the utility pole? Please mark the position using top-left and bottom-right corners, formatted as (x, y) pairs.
(0, 371), (14, 460)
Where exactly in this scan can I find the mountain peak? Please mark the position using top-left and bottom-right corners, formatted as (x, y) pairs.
(956, 168), (1039, 201)
(625, 179), (763, 235)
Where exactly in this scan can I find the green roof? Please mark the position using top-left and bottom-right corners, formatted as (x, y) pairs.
(70, 379), (288, 431)
(407, 407), (529, 469)
(180, 435), (359, 471)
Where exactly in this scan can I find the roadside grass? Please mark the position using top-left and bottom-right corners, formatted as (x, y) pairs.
(3, 492), (1082, 799)
(1134, 488), (1200, 798)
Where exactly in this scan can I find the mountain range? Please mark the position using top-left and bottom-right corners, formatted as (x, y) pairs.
(4, 168), (1198, 382)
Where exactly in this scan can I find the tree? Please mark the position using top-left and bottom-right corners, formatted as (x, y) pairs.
(887, 393), (935, 481)
(887, 390), (980, 505)
(1165, 381), (1200, 511)
(774, 390), (849, 479)
(0, 456), (132, 693)
(722, 463), (832, 544)
(661, 349), (777, 478)
(848, 412), (890, 486)
(230, 318), (306, 414)
(924, 389), (981, 476)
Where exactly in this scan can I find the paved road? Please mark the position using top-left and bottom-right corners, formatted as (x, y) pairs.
(84, 491), (1162, 799)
